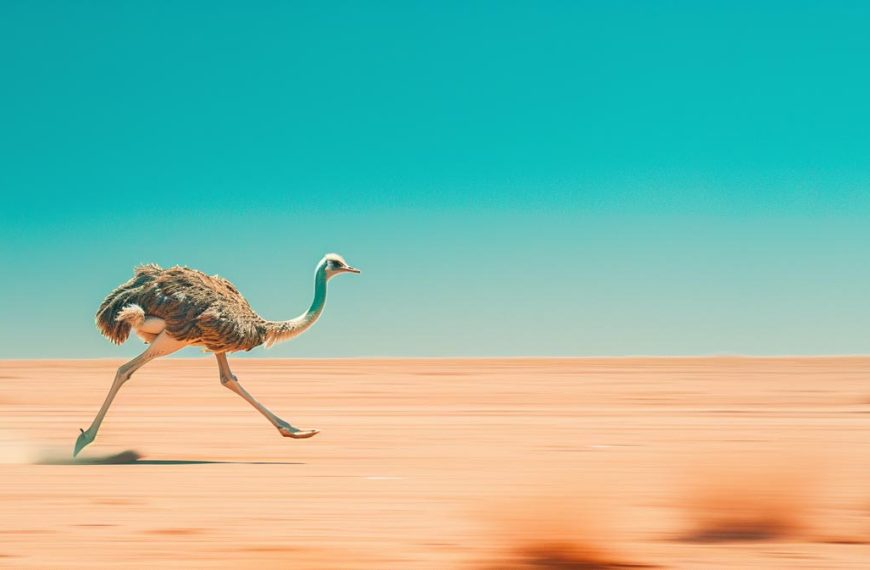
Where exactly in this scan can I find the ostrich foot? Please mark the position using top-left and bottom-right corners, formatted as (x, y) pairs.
(74, 427), (95, 458)
(278, 426), (320, 439)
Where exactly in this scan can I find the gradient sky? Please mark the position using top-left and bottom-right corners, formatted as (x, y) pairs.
(2, 1), (870, 358)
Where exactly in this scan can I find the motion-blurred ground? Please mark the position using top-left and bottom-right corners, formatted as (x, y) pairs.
(0, 358), (869, 568)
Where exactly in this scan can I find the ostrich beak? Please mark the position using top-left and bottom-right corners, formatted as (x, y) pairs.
(345, 266), (361, 274)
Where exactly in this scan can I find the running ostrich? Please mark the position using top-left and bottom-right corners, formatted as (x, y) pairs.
(74, 253), (360, 457)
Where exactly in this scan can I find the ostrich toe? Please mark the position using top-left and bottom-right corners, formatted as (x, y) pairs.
(278, 427), (320, 439)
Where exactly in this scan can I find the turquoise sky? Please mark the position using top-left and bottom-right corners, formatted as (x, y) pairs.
(2, 2), (870, 358)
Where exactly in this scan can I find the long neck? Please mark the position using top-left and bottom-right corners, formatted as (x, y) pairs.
(264, 266), (328, 347)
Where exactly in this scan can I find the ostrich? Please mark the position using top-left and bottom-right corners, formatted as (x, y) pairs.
(74, 253), (360, 457)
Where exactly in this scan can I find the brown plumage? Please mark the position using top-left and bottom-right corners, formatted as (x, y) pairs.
(96, 264), (269, 352)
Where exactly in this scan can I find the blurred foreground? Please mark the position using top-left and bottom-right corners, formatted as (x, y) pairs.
(0, 358), (869, 568)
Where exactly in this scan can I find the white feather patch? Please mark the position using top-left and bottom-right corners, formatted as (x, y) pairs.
(115, 304), (146, 328)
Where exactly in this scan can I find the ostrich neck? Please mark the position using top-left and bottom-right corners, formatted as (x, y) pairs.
(264, 268), (328, 346)
(297, 269), (328, 328)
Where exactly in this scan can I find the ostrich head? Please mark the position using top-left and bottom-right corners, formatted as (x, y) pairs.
(321, 253), (361, 280)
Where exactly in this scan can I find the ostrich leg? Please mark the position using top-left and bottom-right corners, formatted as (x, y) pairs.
(74, 331), (186, 457)
(215, 353), (319, 439)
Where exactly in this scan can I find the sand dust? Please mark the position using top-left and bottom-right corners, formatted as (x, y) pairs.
(0, 357), (869, 568)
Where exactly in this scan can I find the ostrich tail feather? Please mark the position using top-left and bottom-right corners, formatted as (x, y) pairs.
(116, 304), (146, 328)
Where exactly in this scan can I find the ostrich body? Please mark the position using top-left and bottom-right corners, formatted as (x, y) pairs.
(74, 253), (360, 457)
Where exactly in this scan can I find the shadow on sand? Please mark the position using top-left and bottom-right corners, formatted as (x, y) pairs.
(35, 450), (302, 466)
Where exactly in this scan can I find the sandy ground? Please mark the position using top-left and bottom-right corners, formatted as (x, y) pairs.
(1, 357), (870, 568)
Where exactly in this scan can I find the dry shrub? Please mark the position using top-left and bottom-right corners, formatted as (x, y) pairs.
(478, 486), (653, 569)
(676, 451), (821, 543)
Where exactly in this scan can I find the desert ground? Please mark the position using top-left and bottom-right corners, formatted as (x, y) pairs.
(1, 358), (870, 568)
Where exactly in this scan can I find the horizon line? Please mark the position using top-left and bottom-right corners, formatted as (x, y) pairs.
(3, 354), (870, 362)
